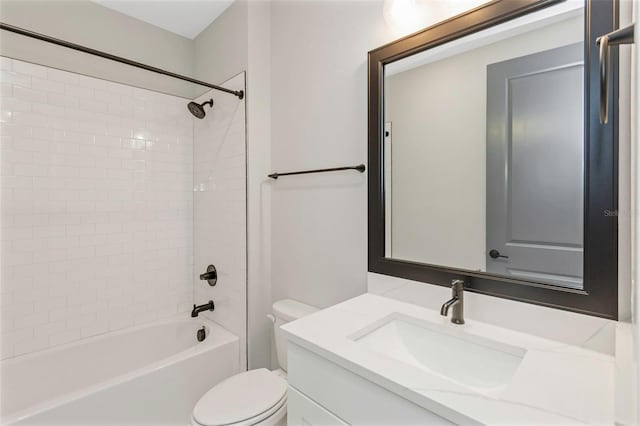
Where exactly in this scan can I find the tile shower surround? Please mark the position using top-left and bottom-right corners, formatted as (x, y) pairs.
(0, 58), (195, 359)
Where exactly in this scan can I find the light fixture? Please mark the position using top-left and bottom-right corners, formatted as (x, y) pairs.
(383, 0), (421, 34)
(382, 0), (491, 36)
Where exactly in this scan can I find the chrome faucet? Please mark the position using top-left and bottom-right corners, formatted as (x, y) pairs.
(440, 280), (465, 324)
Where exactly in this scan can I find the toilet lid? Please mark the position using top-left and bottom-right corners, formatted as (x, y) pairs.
(193, 369), (287, 426)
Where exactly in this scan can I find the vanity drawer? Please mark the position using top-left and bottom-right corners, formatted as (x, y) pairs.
(288, 385), (348, 426)
(287, 343), (454, 425)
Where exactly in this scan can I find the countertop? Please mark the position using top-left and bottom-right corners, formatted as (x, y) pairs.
(281, 294), (614, 425)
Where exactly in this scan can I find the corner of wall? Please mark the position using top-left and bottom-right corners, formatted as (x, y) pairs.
(247, 0), (273, 370)
(193, 0), (249, 89)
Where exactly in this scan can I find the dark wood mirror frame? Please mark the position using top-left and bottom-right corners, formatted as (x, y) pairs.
(368, 0), (619, 319)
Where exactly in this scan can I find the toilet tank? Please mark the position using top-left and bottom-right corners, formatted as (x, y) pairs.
(272, 299), (318, 371)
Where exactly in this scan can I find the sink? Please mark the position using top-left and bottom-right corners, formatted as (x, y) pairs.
(352, 315), (526, 390)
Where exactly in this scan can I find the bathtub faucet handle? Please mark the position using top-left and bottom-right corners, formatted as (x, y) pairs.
(199, 265), (217, 286)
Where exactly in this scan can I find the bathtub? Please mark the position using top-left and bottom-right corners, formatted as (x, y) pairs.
(0, 316), (239, 425)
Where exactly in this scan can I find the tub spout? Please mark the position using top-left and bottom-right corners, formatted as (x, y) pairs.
(191, 301), (214, 317)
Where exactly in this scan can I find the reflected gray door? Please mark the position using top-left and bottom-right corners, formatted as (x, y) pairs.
(486, 43), (584, 289)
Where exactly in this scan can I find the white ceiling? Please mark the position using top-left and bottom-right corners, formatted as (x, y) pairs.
(92, 0), (234, 39)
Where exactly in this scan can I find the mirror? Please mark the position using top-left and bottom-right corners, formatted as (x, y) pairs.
(383, 2), (585, 289)
(368, 0), (618, 319)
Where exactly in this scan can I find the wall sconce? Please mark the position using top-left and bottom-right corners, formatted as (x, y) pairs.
(383, 0), (422, 35)
(383, 0), (492, 36)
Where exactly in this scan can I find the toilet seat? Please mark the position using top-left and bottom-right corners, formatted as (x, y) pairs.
(192, 369), (288, 426)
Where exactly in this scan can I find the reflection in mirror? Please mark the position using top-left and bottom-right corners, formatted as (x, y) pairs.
(383, 1), (585, 289)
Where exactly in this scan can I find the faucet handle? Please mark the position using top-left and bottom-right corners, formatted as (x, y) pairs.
(200, 265), (217, 286)
(451, 279), (464, 289)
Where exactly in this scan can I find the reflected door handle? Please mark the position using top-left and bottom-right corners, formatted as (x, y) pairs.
(489, 249), (509, 259)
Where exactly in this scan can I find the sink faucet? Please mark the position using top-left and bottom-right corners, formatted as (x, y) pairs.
(440, 280), (465, 324)
(191, 300), (215, 318)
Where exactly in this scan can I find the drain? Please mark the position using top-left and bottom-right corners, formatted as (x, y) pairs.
(197, 326), (206, 342)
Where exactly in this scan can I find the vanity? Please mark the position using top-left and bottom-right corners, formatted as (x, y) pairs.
(282, 294), (614, 425)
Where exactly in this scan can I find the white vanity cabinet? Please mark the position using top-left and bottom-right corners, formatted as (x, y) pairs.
(281, 295), (614, 425)
(286, 343), (453, 426)
(287, 386), (348, 426)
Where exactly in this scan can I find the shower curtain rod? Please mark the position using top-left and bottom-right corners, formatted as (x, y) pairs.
(0, 22), (244, 100)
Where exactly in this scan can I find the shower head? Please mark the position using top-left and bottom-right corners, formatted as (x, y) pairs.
(187, 99), (214, 119)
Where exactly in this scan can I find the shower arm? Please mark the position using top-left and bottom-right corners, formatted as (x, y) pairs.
(0, 22), (245, 100)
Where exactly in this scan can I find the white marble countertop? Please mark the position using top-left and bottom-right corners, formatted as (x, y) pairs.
(282, 294), (614, 425)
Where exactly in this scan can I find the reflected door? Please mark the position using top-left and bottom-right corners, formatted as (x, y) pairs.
(486, 43), (584, 289)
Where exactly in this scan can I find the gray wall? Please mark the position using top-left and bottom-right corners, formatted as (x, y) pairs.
(0, 0), (195, 97)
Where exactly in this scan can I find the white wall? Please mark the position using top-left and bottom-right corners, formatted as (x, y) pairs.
(246, 1), (274, 370)
(386, 15), (582, 271)
(180, 0), (385, 371)
(193, 73), (247, 369)
(625, 1), (639, 423)
(619, 1), (634, 324)
(270, 0), (390, 308)
(0, 58), (194, 358)
(0, 0), (195, 98)
(267, 0), (560, 311)
(634, 5), (640, 417)
(609, 1), (636, 422)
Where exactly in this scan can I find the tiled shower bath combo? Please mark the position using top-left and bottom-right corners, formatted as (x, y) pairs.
(0, 58), (247, 424)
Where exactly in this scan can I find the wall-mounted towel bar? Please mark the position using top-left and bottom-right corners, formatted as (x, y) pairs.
(597, 23), (635, 124)
(268, 164), (366, 179)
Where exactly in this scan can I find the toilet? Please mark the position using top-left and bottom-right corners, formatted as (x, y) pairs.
(191, 299), (318, 426)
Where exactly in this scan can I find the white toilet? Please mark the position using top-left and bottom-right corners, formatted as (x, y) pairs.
(191, 299), (318, 426)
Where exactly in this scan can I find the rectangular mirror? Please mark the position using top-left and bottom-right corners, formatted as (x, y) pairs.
(383, 2), (584, 289)
(368, 0), (618, 318)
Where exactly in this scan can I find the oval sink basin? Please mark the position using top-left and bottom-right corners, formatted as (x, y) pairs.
(353, 315), (526, 391)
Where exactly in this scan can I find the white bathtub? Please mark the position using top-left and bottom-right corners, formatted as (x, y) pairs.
(0, 316), (239, 425)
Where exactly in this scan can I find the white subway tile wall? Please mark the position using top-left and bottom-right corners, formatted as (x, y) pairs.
(0, 58), (195, 359)
(193, 73), (247, 368)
